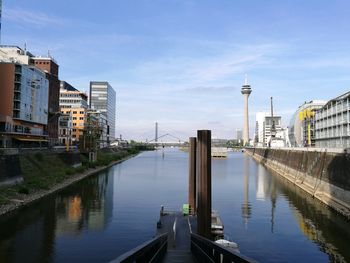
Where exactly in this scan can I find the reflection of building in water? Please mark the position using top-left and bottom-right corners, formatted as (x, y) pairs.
(272, 172), (349, 262)
(241, 155), (252, 228)
(68, 196), (82, 222)
(0, 200), (57, 263)
(55, 172), (114, 236)
(256, 165), (266, 201)
(293, 210), (346, 262)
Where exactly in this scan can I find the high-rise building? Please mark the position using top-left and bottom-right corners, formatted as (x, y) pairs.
(33, 57), (60, 145)
(59, 81), (88, 145)
(241, 75), (252, 145)
(315, 91), (350, 148)
(89, 81), (116, 142)
(255, 112), (268, 147)
(0, 62), (49, 148)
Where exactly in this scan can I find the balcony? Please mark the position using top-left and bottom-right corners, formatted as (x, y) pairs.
(14, 83), (21, 92)
(13, 94), (21, 101)
(14, 76), (21, 83)
(13, 102), (21, 110)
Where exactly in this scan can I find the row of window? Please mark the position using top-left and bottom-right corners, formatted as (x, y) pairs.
(61, 111), (85, 114)
(60, 93), (80, 98)
(35, 61), (50, 65)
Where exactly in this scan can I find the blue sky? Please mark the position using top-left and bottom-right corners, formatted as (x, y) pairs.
(2, 0), (350, 141)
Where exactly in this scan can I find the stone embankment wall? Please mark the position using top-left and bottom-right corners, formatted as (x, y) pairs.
(246, 148), (350, 219)
(0, 155), (23, 186)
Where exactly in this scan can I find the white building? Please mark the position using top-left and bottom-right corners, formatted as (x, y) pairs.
(315, 91), (350, 148)
(0, 45), (34, 64)
(255, 112), (284, 147)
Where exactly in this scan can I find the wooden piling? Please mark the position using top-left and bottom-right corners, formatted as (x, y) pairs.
(188, 137), (197, 215)
(197, 130), (212, 239)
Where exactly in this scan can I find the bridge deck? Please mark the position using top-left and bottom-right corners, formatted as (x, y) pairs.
(157, 211), (197, 262)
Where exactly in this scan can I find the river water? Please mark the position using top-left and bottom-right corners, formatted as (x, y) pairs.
(0, 148), (349, 263)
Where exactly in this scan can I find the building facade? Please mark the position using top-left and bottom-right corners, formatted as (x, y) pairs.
(86, 110), (109, 148)
(315, 92), (350, 148)
(289, 100), (326, 147)
(33, 57), (60, 146)
(89, 81), (116, 142)
(254, 112), (283, 147)
(0, 62), (49, 148)
(59, 108), (86, 145)
(0, 46), (61, 146)
(58, 113), (72, 146)
(59, 81), (88, 145)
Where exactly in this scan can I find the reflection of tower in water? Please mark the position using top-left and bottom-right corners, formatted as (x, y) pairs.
(270, 177), (277, 233)
(241, 155), (252, 228)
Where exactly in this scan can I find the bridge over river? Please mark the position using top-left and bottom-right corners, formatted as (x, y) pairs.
(0, 148), (350, 262)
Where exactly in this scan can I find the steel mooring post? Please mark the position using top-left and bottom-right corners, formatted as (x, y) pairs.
(188, 137), (197, 215)
(197, 130), (212, 239)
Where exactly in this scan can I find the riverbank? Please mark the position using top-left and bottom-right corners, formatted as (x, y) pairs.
(245, 147), (350, 219)
(0, 147), (144, 217)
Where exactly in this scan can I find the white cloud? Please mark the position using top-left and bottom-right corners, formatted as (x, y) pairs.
(3, 8), (66, 28)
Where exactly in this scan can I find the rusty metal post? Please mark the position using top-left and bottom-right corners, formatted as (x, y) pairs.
(188, 137), (197, 215)
(197, 130), (211, 239)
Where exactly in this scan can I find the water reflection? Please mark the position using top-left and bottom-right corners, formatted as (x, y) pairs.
(0, 149), (350, 263)
(0, 171), (114, 263)
(256, 165), (266, 201)
(241, 155), (252, 228)
(55, 172), (114, 236)
(273, 173), (350, 262)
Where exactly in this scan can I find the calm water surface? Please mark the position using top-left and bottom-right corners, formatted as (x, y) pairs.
(0, 148), (350, 262)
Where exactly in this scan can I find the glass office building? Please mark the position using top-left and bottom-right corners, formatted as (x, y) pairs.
(89, 81), (116, 141)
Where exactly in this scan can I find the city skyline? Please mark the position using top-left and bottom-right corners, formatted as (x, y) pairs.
(2, 0), (350, 140)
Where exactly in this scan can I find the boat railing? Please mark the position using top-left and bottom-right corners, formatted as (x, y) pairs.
(109, 233), (168, 263)
(191, 233), (256, 263)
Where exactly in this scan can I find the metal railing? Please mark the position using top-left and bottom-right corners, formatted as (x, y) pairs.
(109, 233), (168, 263)
(191, 233), (256, 263)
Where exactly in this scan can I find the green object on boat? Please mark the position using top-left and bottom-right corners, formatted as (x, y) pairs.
(183, 204), (189, 215)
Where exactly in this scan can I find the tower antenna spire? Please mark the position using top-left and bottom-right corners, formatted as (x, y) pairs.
(245, 73), (248, 85)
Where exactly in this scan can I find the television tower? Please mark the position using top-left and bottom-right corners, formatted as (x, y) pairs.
(241, 74), (252, 145)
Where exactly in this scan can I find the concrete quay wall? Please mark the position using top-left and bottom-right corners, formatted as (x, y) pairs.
(246, 147), (350, 219)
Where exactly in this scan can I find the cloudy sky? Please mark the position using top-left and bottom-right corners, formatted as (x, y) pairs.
(2, 0), (350, 141)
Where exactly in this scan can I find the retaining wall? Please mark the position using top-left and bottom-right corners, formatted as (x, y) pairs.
(246, 148), (350, 219)
(0, 152), (82, 187)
